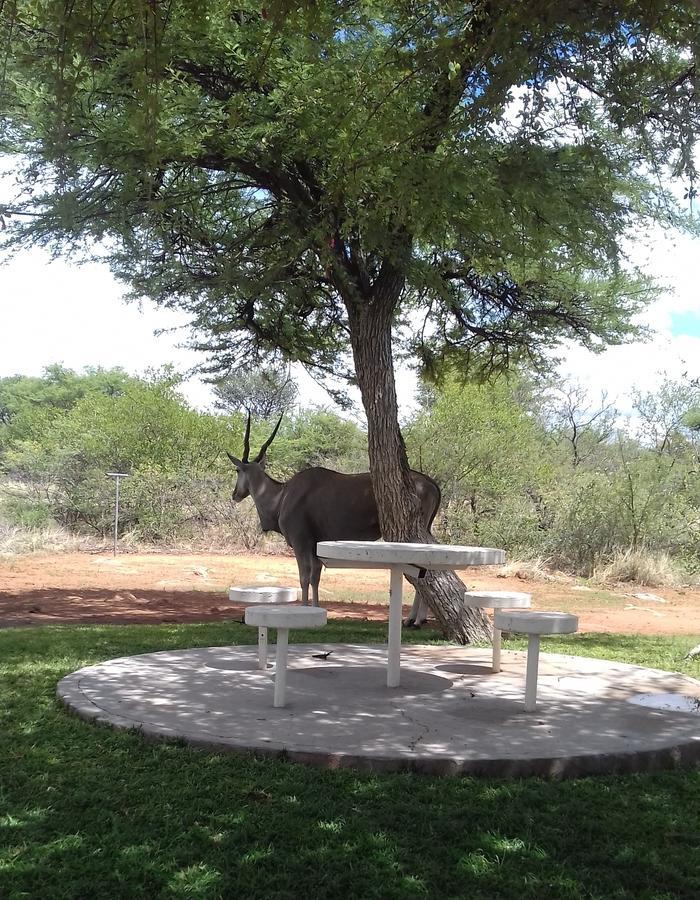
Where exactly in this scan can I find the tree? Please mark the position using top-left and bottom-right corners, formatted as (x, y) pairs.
(406, 374), (552, 547)
(282, 408), (369, 473)
(213, 364), (298, 419)
(2, 368), (238, 537)
(539, 379), (618, 468)
(1, 1), (699, 640)
(0, 365), (138, 450)
(631, 376), (700, 453)
(681, 377), (700, 434)
(623, 377), (700, 553)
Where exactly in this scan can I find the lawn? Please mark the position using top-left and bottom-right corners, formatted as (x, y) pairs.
(1, 622), (700, 900)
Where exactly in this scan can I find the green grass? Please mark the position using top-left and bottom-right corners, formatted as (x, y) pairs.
(1, 622), (700, 900)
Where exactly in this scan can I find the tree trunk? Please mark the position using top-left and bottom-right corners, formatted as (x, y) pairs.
(344, 288), (490, 644)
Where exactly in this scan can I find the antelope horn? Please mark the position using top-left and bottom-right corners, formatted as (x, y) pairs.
(254, 413), (283, 462)
(242, 409), (251, 462)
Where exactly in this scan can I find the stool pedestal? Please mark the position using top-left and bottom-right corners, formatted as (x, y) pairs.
(229, 587), (298, 672)
(463, 591), (532, 672)
(257, 626), (268, 670)
(493, 610), (578, 711)
(244, 606), (327, 708)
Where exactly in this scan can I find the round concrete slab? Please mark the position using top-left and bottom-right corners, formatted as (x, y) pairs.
(57, 645), (700, 778)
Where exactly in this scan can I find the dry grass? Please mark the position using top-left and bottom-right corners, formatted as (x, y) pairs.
(495, 555), (561, 582)
(0, 524), (101, 557)
(594, 548), (685, 588)
(0, 519), (289, 559)
(148, 524), (289, 556)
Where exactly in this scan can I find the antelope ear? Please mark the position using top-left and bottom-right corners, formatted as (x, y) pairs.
(226, 451), (243, 468)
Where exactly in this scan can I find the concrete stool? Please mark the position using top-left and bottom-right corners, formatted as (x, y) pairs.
(228, 586), (297, 669)
(463, 591), (532, 672)
(244, 606), (327, 708)
(493, 610), (578, 712)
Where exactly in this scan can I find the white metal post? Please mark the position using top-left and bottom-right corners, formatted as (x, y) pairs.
(107, 473), (129, 556)
(387, 566), (404, 688)
(114, 475), (120, 555)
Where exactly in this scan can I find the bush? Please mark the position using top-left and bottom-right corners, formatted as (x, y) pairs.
(545, 473), (626, 575)
(1, 494), (54, 529)
(120, 470), (235, 543)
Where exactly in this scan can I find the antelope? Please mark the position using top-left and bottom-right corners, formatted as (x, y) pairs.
(227, 414), (441, 609)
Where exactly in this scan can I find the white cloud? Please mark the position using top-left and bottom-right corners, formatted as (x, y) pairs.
(0, 249), (216, 407)
(555, 222), (700, 407)
(557, 334), (700, 407)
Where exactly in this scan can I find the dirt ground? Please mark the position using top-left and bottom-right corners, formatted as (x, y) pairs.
(0, 550), (699, 635)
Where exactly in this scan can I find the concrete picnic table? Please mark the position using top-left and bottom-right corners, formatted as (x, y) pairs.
(316, 541), (506, 688)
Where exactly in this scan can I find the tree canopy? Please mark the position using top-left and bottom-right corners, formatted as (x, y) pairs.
(0, 364), (138, 445)
(1, 1), (698, 382)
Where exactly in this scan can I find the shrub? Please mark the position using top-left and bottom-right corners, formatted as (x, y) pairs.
(1, 494), (54, 529)
(545, 473), (625, 575)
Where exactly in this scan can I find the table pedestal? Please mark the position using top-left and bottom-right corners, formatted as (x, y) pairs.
(317, 541), (506, 690)
(388, 567), (404, 688)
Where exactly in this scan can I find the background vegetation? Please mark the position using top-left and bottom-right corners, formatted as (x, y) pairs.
(1, 364), (698, 584)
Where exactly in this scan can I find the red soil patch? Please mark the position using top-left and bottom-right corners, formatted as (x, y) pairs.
(0, 550), (698, 635)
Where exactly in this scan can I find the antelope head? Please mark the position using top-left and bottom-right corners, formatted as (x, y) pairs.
(226, 411), (283, 502)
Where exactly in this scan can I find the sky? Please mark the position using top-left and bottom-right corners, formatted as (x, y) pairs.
(1, 211), (699, 422)
(554, 224), (700, 412)
(0, 247), (354, 413)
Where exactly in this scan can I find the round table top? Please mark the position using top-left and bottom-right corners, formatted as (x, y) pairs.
(316, 541), (505, 569)
(244, 605), (327, 629)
